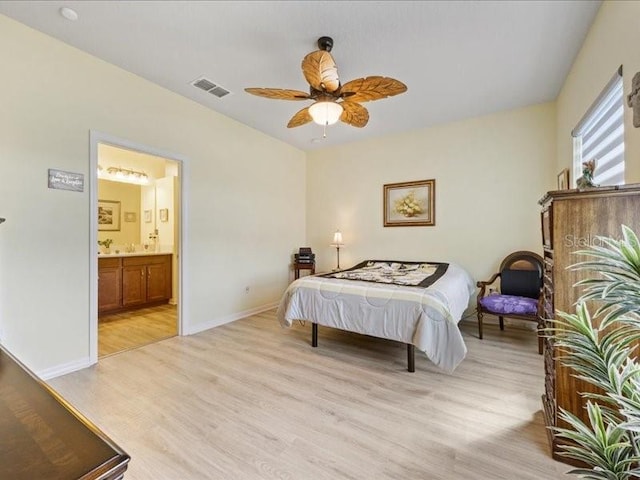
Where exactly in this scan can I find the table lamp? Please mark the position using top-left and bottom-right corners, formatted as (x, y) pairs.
(331, 229), (344, 271)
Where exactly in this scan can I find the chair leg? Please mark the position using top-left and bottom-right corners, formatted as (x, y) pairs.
(499, 316), (504, 331)
(478, 311), (483, 340)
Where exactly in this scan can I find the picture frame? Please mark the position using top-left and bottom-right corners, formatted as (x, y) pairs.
(383, 179), (436, 227)
(144, 210), (152, 223)
(159, 208), (169, 222)
(98, 200), (121, 231)
(124, 212), (136, 223)
(557, 168), (570, 190)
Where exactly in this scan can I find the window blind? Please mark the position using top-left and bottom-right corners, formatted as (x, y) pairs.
(572, 67), (625, 187)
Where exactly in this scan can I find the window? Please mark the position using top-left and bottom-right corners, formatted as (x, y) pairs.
(572, 67), (625, 186)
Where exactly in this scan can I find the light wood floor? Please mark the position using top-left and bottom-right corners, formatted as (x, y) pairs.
(51, 310), (569, 480)
(98, 304), (177, 357)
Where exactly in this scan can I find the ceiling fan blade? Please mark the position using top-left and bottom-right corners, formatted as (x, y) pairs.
(244, 88), (311, 101)
(340, 76), (407, 103)
(287, 106), (313, 128)
(340, 101), (369, 128)
(301, 50), (340, 93)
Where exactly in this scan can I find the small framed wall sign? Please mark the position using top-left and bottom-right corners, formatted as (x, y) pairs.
(383, 179), (436, 227)
(159, 208), (169, 222)
(48, 169), (84, 192)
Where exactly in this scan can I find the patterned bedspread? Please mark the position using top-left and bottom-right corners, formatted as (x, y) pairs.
(321, 260), (448, 287)
(277, 261), (474, 372)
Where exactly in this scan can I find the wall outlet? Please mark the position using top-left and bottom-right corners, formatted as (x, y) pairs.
(245, 286), (250, 294)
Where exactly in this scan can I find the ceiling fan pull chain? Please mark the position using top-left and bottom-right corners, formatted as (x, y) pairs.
(323, 122), (328, 138)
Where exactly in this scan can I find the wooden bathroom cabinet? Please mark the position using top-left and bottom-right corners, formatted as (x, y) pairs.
(98, 254), (172, 315)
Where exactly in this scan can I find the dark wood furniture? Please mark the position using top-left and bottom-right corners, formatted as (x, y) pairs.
(99, 254), (172, 315)
(98, 257), (122, 312)
(539, 184), (640, 464)
(0, 345), (130, 479)
(293, 261), (315, 280)
(476, 251), (544, 354)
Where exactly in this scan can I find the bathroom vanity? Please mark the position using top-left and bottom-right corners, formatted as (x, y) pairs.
(98, 253), (172, 315)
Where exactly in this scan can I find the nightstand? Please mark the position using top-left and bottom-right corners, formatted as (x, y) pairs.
(294, 262), (315, 279)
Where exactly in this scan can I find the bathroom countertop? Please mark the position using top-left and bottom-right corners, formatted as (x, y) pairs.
(98, 251), (172, 258)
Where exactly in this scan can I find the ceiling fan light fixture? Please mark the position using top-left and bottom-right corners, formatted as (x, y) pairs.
(309, 101), (343, 126)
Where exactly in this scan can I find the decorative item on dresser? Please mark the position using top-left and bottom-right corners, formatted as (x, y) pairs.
(576, 159), (598, 189)
(556, 168), (570, 190)
(628, 71), (640, 127)
(538, 184), (640, 465)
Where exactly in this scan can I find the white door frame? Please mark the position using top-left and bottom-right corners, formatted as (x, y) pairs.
(89, 130), (189, 364)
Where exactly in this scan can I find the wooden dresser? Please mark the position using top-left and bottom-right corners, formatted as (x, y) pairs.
(539, 184), (640, 462)
(0, 345), (130, 479)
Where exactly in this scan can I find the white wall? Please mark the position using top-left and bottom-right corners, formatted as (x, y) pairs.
(0, 15), (306, 374)
(307, 103), (557, 284)
(140, 183), (157, 244)
(556, 1), (640, 182)
(155, 176), (175, 251)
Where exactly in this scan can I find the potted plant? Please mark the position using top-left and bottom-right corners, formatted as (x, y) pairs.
(551, 225), (640, 478)
(98, 238), (113, 254)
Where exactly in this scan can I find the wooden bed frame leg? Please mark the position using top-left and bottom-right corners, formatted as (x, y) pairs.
(407, 344), (415, 372)
(312, 323), (318, 347)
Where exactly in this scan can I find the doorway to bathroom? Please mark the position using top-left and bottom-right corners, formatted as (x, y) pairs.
(90, 132), (185, 361)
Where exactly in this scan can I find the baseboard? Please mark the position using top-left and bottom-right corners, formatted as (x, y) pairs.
(37, 356), (94, 380)
(184, 301), (279, 335)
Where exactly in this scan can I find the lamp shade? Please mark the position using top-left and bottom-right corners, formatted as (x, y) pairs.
(332, 230), (344, 246)
(309, 101), (343, 126)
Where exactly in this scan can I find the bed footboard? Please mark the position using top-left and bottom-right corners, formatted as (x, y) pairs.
(310, 323), (415, 372)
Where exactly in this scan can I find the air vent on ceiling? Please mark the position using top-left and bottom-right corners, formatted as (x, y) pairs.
(191, 77), (231, 98)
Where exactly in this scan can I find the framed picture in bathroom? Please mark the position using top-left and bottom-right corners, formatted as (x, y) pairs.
(98, 200), (121, 231)
(159, 208), (169, 222)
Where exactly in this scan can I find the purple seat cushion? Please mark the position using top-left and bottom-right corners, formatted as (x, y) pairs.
(479, 294), (538, 315)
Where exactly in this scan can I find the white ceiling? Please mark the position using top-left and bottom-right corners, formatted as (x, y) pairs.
(0, 1), (601, 151)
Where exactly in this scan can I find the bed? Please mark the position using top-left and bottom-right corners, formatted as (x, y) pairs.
(276, 260), (475, 373)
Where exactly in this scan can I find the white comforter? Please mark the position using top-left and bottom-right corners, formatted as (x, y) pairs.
(276, 262), (475, 372)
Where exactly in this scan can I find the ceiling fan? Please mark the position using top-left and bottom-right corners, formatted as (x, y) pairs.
(245, 36), (407, 131)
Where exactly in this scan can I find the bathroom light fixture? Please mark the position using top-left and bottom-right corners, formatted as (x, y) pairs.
(98, 166), (149, 185)
(331, 229), (344, 271)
